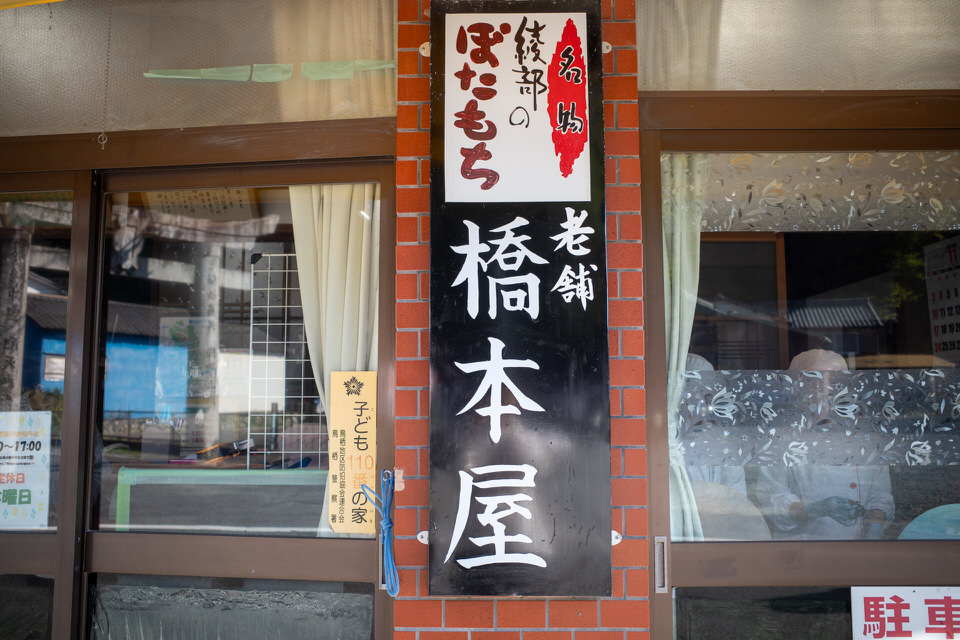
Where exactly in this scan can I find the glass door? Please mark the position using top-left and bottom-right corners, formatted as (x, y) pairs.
(83, 162), (395, 639)
(0, 170), (97, 640)
(643, 129), (960, 640)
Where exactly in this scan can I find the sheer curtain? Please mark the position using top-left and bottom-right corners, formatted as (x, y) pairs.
(290, 183), (380, 416)
(662, 153), (709, 541)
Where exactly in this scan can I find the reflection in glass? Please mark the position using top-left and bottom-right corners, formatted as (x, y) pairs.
(663, 152), (960, 541)
(638, 0), (960, 92)
(95, 184), (380, 537)
(675, 587), (850, 640)
(0, 574), (54, 639)
(89, 575), (373, 640)
(1, 0), (397, 137)
(0, 191), (72, 533)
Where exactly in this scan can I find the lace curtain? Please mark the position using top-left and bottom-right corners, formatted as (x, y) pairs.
(662, 153), (710, 541)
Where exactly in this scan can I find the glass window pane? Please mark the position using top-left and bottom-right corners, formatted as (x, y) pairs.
(0, 0), (396, 138)
(89, 575), (373, 639)
(94, 184), (380, 537)
(662, 152), (960, 541)
(638, 0), (960, 90)
(675, 587), (851, 640)
(0, 191), (72, 533)
(0, 574), (54, 638)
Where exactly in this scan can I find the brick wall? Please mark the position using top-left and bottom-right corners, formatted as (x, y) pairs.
(394, 0), (647, 636)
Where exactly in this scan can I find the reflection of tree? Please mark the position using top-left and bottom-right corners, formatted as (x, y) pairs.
(785, 231), (957, 357)
(0, 228), (31, 409)
(886, 232), (949, 311)
(882, 232), (954, 359)
(24, 386), (63, 437)
(191, 244), (221, 450)
(788, 231), (952, 313)
(1, 197), (71, 426)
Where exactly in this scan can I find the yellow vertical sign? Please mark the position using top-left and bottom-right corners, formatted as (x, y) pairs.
(328, 371), (377, 535)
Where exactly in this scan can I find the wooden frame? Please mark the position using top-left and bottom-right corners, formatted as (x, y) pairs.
(0, 169), (97, 637)
(0, 118), (396, 640)
(0, 118), (395, 174)
(641, 91), (960, 640)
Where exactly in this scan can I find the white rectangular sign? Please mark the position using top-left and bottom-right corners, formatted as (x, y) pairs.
(444, 12), (592, 203)
(852, 586), (960, 639)
(0, 411), (52, 529)
(328, 371), (377, 535)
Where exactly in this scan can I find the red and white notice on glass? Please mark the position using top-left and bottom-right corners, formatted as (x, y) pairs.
(852, 586), (960, 639)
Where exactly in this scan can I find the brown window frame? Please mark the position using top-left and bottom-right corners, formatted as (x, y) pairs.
(640, 91), (960, 639)
(0, 118), (396, 640)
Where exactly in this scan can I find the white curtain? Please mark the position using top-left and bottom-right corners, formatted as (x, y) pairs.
(662, 153), (709, 541)
(290, 183), (380, 416)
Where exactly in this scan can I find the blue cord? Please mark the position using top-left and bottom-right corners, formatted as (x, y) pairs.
(361, 469), (399, 597)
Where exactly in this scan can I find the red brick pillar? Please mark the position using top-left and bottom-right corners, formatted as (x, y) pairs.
(394, 0), (648, 636)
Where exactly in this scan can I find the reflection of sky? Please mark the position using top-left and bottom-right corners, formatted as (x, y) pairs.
(26, 330), (189, 418)
(106, 340), (187, 418)
(104, 344), (286, 417)
(28, 331), (285, 419)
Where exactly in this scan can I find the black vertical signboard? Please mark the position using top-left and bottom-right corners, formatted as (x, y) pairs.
(429, 0), (610, 596)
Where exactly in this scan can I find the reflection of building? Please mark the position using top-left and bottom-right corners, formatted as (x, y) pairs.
(24, 297), (287, 423)
(788, 297), (885, 360)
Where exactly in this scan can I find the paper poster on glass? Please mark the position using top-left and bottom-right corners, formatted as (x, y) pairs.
(0, 411), (52, 529)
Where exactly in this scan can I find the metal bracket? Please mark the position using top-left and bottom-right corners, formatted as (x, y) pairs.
(378, 528), (387, 590)
(417, 530), (429, 544)
(602, 41), (612, 54)
(654, 535), (669, 594)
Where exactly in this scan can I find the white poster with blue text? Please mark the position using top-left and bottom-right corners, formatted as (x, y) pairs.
(0, 411), (52, 529)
